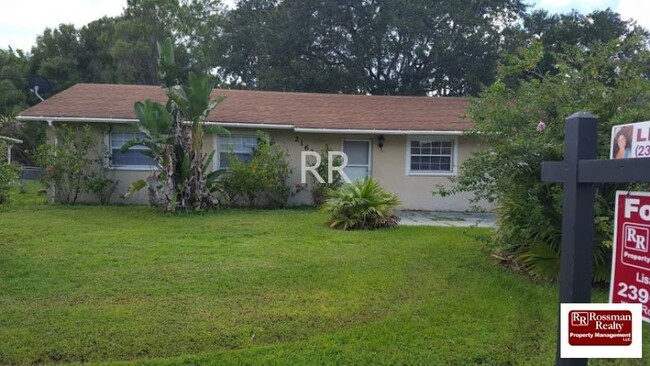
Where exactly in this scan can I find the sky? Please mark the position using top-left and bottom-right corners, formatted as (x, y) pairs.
(0, 0), (649, 53)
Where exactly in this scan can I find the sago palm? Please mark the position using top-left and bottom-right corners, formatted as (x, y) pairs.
(321, 177), (400, 230)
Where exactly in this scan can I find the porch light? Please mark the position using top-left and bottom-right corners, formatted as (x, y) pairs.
(378, 134), (385, 151)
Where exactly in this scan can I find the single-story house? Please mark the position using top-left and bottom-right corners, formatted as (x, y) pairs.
(17, 83), (489, 211)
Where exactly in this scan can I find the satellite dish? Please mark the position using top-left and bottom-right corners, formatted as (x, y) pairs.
(28, 75), (52, 102)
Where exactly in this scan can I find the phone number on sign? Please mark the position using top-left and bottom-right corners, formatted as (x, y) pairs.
(617, 282), (649, 303)
(635, 144), (650, 157)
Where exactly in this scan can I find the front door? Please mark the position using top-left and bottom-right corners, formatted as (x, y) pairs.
(342, 140), (371, 181)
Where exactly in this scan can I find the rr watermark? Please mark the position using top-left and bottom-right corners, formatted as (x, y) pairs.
(300, 151), (352, 184)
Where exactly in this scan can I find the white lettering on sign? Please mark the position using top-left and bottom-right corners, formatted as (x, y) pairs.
(624, 198), (650, 221)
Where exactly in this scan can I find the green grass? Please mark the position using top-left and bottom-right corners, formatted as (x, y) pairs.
(0, 183), (648, 365)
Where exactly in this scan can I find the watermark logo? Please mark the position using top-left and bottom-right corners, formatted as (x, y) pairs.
(300, 151), (352, 184)
(561, 303), (642, 358)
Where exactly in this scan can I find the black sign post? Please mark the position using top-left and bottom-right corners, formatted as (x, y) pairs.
(542, 112), (650, 365)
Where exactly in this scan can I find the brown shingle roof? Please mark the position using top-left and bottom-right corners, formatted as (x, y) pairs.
(18, 83), (472, 131)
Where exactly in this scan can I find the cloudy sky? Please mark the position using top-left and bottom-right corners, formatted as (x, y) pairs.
(1, 0), (648, 52)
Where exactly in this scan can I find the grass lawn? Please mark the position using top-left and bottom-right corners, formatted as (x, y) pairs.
(1, 184), (648, 365)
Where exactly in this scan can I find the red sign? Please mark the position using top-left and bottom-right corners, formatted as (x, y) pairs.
(568, 310), (633, 346)
(610, 191), (650, 322)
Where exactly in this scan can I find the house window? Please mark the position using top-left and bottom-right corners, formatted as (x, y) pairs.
(109, 131), (155, 168)
(407, 137), (457, 175)
(217, 134), (258, 168)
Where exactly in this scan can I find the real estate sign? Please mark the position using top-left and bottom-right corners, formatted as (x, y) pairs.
(610, 121), (650, 159)
(610, 191), (650, 323)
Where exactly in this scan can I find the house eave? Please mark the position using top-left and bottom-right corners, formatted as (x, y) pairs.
(293, 127), (464, 135)
(0, 136), (23, 144)
(16, 116), (137, 124)
(15, 116), (465, 135)
(203, 121), (294, 130)
(16, 116), (296, 130)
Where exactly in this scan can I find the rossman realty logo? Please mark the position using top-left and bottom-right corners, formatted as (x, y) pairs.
(568, 310), (632, 346)
(561, 303), (642, 358)
(623, 223), (649, 253)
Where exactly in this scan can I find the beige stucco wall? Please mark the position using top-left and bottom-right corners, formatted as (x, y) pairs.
(46, 123), (491, 211)
(270, 131), (491, 211)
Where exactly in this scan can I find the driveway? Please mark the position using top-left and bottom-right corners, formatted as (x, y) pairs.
(397, 210), (497, 228)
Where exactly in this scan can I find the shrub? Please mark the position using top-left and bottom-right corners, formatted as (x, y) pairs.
(35, 124), (119, 205)
(0, 163), (19, 204)
(86, 132), (119, 204)
(86, 174), (118, 205)
(223, 132), (292, 208)
(223, 154), (261, 207)
(36, 124), (95, 204)
(322, 177), (400, 230)
(437, 37), (650, 281)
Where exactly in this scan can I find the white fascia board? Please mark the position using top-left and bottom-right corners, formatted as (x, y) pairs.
(16, 116), (463, 135)
(16, 116), (295, 130)
(293, 127), (464, 135)
(0, 136), (23, 144)
(16, 116), (137, 124)
(203, 121), (294, 129)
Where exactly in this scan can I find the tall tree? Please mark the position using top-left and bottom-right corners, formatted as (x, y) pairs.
(177, 0), (226, 74)
(218, 0), (526, 96)
(79, 17), (119, 83)
(0, 48), (30, 115)
(506, 9), (648, 79)
(111, 0), (223, 84)
(111, 0), (181, 84)
(30, 24), (84, 93)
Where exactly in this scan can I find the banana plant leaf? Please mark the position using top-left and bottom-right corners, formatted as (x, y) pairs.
(122, 179), (148, 199)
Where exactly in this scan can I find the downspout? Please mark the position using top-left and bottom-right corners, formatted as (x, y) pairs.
(48, 120), (57, 146)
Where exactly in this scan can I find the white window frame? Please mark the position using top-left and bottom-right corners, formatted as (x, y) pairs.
(106, 129), (156, 171)
(405, 136), (458, 176)
(214, 133), (259, 169)
(341, 138), (372, 178)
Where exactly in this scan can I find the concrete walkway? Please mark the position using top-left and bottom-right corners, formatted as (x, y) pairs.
(397, 210), (497, 228)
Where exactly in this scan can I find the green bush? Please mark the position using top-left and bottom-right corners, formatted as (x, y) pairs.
(438, 37), (650, 281)
(322, 177), (400, 230)
(35, 124), (119, 205)
(86, 173), (118, 205)
(36, 124), (95, 204)
(0, 163), (19, 204)
(223, 132), (292, 208)
(86, 132), (118, 204)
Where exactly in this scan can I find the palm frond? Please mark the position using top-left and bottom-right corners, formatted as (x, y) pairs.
(321, 178), (400, 230)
